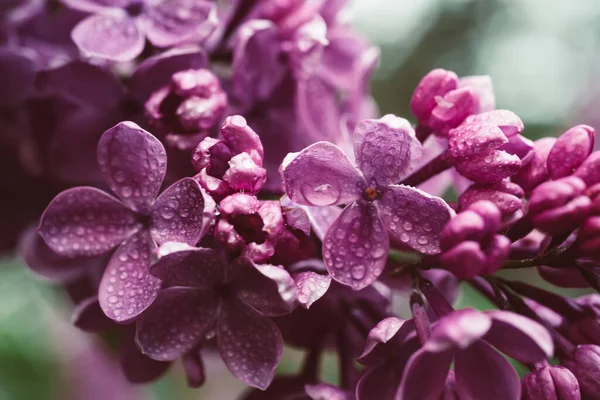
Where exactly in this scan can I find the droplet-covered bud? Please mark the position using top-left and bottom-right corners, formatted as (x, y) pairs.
(522, 365), (581, 400)
(191, 116), (266, 199)
(448, 118), (522, 183)
(440, 200), (510, 278)
(145, 69), (227, 148)
(459, 179), (524, 220)
(410, 68), (458, 123)
(563, 344), (600, 399)
(428, 87), (478, 132)
(529, 176), (591, 235)
(574, 151), (600, 188)
(548, 125), (595, 180)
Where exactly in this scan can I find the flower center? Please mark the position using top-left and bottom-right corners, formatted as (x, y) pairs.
(364, 186), (380, 201)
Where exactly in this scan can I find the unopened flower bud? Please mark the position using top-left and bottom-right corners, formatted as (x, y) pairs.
(513, 137), (556, 193)
(563, 344), (600, 399)
(574, 151), (600, 188)
(459, 179), (524, 220)
(548, 125), (595, 180)
(529, 176), (591, 235)
(410, 68), (458, 122)
(440, 201), (510, 278)
(522, 365), (581, 400)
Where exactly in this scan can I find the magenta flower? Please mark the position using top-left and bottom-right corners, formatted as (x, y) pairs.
(522, 365), (581, 400)
(38, 121), (206, 322)
(458, 179), (524, 221)
(440, 201), (511, 279)
(358, 309), (553, 400)
(281, 115), (453, 289)
(547, 125), (595, 180)
(448, 110), (530, 183)
(62, 0), (217, 61)
(135, 243), (297, 389)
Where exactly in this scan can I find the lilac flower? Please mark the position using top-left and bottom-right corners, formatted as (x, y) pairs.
(145, 68), (227, 150)
(513, 137), (557, 193)
(192, 115), (266, 200)
(547, 125), (595, 180)
(214, 194), (286, 263)
(458, 179), (525, 221)
(359, 309), (552, 400)
(563, 344), (600, 398)
(280, 115), (453, 289)
(529, 176), (591, 235)
(38, 122), (206, 322)
(522, 364), (581, 400)
(410, 68), (495, 136)
(447, 110), (529, 183)
(440, 201), (511, 279)
(573, 151), (600, 187)
(62, 0), (217, 62)
(135, 243), (297, 389)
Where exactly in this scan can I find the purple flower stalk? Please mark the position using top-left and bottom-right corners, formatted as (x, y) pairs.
(281, 115), (454, 289)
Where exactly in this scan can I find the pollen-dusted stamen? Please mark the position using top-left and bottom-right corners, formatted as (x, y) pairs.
(364, 186), (379, 201)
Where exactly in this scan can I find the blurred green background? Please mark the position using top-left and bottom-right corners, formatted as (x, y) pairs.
(2, 0), (599, 398)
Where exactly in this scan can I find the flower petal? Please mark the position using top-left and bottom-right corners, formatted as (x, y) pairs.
(396, 348), (454, 400)
(305, 383), (351, 400)
(448, 122), (507, 159)
(232, 20), (286, 104)
(136, 287), (218, 361)
(280, 141), (364, 206)
(217, 298), (283, 390)
(150, 244), (225, 289)
(97, 121), (167, 214)
(120, 331), (172, 383)
(129, 46), (208, 102)
(72, 296), (116, 332)
(98, 231), (160, 322)
(294, 271), (332, 309)
(427, 309), (492, 352)
(454, 150), (521, 183)
(358, 317), (412, 366)
(71, 14), (144, 62)
(483, 310), (553, 363)
(379, 185), (453, 255)
(21, 228), (96, 281)
(142, 0), (217, 47)
(454, 340), (521, 400)
(353, 115), (422, 184)
(230, 258), (298, 317)
(322, 201), (389, 290)
(356, 361), (406, 400)
(150, 178), (205, 246)
(39, 187), (139, 258)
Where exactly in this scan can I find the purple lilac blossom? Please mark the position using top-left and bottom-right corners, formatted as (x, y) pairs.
(38, 122), (205, 322)
(281, 115), (453, 289)
(135, 242), (297, 389)
(63, 0), (217, 61)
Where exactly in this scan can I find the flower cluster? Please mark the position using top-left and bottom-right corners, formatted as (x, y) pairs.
(3, 1), (600, 399)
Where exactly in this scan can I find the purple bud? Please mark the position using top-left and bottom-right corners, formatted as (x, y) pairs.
(223, 153), (267, 194)
(513, 137), (557, 193)
(429, 87), (478, 133)
(458, 75), (495, 113)
(575, 216), (600, 259)
(563, 345), (600, 399)
(440, 201), (509, 278)
(145, 69), (227, 144)
(529, 176), (591, 235)
(220, 115), (264, 167)
(522, 365), (581, 400)
(448, 122), (522, 183)
(574, 151), (600, 187)
(548, 125), (595, 180)
(459, 180), (524, 220)
(410, 68), (458, 123)
(464, 110), (524, 137)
